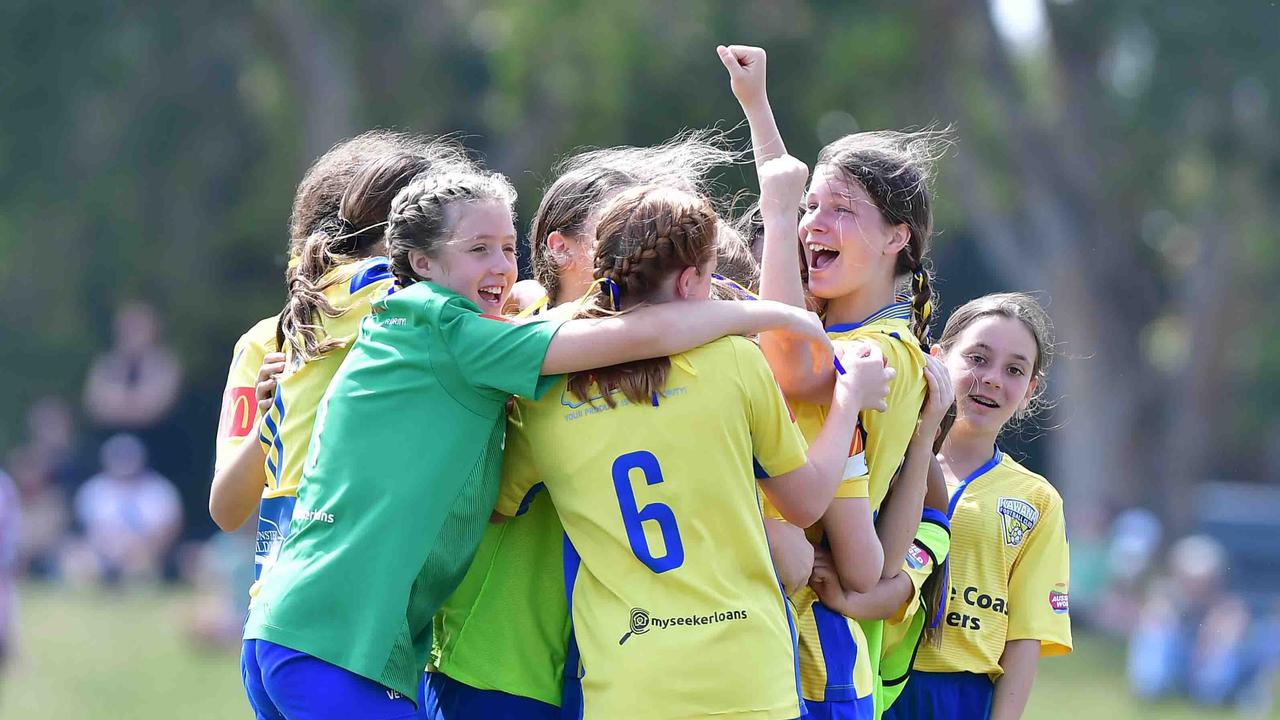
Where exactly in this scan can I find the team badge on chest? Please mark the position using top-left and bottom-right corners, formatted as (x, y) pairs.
(997, 497), (1039, 547)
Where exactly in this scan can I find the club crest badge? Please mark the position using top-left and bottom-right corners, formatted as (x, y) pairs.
(997, 497), (1039, 547)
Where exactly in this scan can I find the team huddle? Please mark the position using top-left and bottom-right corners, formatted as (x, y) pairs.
(209, 46), (1071, 720)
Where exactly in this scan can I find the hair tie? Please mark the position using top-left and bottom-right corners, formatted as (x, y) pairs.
(602, 278), (621, 311)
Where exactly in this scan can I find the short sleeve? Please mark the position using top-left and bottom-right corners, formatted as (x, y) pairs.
(1006, 492), (1073, 656)
(734, 339), (807, 480)
(495, 401), (544, 517)
(858, 336), (926, 508)
(215, 319), (276, 472)
(891, 508), (951, 624)
(438, 302), (564, 399)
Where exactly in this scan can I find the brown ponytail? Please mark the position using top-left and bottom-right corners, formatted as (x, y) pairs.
(276, 145), (474, 361)
(565, 185), (718, 408)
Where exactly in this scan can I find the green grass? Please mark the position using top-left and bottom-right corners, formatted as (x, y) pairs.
(1, 584), (1274, 719)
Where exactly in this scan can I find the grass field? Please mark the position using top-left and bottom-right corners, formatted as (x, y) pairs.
(1, 584), (1274, 719)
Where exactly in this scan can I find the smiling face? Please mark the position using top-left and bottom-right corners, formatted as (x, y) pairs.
(799, 164), (907, 300)
(942, 314), (1040, 435)
(409, 199), (517, 312)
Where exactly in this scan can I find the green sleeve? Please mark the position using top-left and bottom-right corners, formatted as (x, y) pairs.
(438, 300), (565, 399)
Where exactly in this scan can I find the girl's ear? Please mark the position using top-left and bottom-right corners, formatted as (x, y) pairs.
(1018, 376), (1039, 412)
(409, 249), (432, 280)
(930, 343), (943, 358)
(675, 266), (701, 299)
(546, 230), (577, 268)
(886, 223), (910, 255)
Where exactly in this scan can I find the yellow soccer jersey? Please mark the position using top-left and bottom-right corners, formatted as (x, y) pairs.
(914, 450), (1072, 678)
(878, 508), (951, 716)
(497, 336), (807, 720)
(793, 301), (928, 511)
(251, 256), (394, 593)
(215, 317), (278, 472)
(761, 301), (927, 707)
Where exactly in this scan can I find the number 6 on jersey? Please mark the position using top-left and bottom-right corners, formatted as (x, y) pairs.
(612, 450), (685, 573)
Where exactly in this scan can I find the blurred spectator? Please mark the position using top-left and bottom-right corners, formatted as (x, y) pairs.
(18, 397), (87, 493)
(179, 525), (255, 648)
(1127, 535), (1274, 709)
(83, 301), (182, 431)
(62, 434), (182, 587)
(1097, 508), (1164, 636)
(0, 468), (18, 670)
(5, 446), (69, 579)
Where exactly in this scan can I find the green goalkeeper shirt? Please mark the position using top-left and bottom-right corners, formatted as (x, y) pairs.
(243, 281), (562, 701)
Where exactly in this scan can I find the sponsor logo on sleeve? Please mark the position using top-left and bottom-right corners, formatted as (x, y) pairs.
(1049, 585), (1070, 614)
(222, 386), (257, 438)
(997, 497), (1039, 547)
(906, 543), (931, 570)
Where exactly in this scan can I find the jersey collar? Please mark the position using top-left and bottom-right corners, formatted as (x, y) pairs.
(824, 299), (912, 333)
(945, 447), (1003, 519)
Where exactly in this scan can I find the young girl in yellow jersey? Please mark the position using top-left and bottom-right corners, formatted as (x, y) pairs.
(210, 130), (471, 516)
(720, 44), (949, 719)
(887, 293), (1072, 720)
(495, 184), (896, 720)
(426, 132), (738, 720)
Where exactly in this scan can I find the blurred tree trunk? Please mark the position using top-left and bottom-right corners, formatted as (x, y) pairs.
(260, 0), (358, 158)
(930, 0), (1236, 533)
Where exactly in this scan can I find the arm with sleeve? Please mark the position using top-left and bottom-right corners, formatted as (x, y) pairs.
(1006, 492), (1072, 656)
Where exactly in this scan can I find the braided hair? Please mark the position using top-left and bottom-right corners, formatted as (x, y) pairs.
(565, 185), (718, 408)
(815, 129), (952, 348)
(385, 170), (518, 287)
(277, 143), (475, 361)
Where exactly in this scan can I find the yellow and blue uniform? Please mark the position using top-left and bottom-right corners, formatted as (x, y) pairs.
(765, 301), (928, 719)
(215, 317), (278, 472)
(888, 450), (1072, 719)
(251, 256), (394, 597)
(497, 336), (807, 720)
(876, 507), (950, 718)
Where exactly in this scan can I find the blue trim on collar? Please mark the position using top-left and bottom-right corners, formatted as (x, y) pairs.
(945, 447), (1003, 519)
(825, 301), (912, 333)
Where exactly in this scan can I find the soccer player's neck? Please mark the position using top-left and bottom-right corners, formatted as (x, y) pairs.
(821, 281), (896, 328)
(938, 425), (1000, 480)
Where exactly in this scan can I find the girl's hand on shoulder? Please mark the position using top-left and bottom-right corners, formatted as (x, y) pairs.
(917, 353), (954, 439)
(717, 44), (769, 109)
(758, 155), (809, 220)
(255, 352), (287, 413)
(833, 341), (895, 412)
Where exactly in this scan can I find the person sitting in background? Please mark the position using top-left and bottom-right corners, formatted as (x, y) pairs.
(5, 446), (69, 580)
(13, 397), (87, 495)
(63, 434), (182, 586)
(1128, 534), (1258, 708)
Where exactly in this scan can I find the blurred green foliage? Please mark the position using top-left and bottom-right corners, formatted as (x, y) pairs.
(1, 0), (1277, 526)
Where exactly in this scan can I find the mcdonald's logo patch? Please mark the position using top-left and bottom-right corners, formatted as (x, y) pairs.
(223, 386), (256, 437)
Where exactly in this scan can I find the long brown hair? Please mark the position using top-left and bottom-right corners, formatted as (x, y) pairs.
(565, 186), (718, 408)
(529, 129), (735, 304)
(277, 138), (473, 360)
(815, 129), (952, 346)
